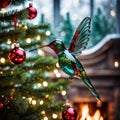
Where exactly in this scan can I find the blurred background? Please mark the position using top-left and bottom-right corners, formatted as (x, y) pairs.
(0, 0), (120, 120)
(31, 0), (118, 48)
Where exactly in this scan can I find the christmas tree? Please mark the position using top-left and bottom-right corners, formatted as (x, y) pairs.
(0, 1), (70, 120)
(89, 7), (115, 48)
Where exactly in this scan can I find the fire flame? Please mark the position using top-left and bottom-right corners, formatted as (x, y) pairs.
(79, 104), (104, 120)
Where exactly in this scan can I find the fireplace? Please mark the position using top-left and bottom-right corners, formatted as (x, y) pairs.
(74, 102), (107, 120)
(64, 34), (120, 120)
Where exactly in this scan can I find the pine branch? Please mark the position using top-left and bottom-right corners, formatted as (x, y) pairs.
(0, 9), (28, 21)
(20, 78), (70, 98)
(11, 0), (29, 5)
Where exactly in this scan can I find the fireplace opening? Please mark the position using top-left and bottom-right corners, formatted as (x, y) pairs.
(73, 102), (108, 120)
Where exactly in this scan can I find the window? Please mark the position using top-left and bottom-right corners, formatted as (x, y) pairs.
(33, 0), (118, 48)
(33, 0), (53, 24)
(60, 0), (90, 26)
(89, 0), (116, 48)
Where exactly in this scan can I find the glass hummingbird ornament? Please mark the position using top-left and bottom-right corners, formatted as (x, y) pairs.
(30, 17), (101, 101)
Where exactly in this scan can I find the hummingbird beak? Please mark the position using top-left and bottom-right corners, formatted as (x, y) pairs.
(29, 45), (48, 52)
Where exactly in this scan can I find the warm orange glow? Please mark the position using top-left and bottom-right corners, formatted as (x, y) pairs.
(80, 104), (90, 120)
(93, 110), (103, 120)
(80, 104), (103, 120)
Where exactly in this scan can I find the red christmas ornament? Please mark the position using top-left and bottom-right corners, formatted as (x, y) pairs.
(62, 107), (78, 120)
(0, 102), (3, 110)
(27, 3), (37, 19)
(8, 44), (26, 65)
(0, 0), (11, 8)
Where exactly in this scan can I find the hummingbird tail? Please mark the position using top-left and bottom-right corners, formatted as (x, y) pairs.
(79, 72), (101, 101)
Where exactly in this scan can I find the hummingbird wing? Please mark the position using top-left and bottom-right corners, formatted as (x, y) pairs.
(68, 17), (91, 55)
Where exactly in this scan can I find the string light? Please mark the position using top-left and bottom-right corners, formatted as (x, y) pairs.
(18, 23), (22, 27)
(61, 90), (66, 96)
(7, 38), (12, 44)
(56, 62), (60, 68)
(0, 9), (6, 16)
(35, 35), (41, 40)
(39, 100), (44, 105)
(0, 71), (3, 74)
(41, 110), (45, 114)
(32, 100), (37, 105)
(11, 71), (14, 74)
(43, 81), (48, 87)
(0, 57), (5, 64)
(11, 43), (15, 49)
(37, 49), (45, 56)
(23, 25), (28, 30)
(54, 69), (59, 74)
(37, 83), (42, 87)
(22, 96), (26, 99)
(43, 116), (48, 120)
(46, 30), (51, 36)
(14, 83), (22, 88)
(110, 10), (115, 16)
(53, 69), (61, 78)
(56, 72), (61, 78)
(45, 94), (49, 99)
(114, 61), (119, 68)
(52, 113), (58, 119)
(28, 97), (32, 104)
(26, 38), (32, 43)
